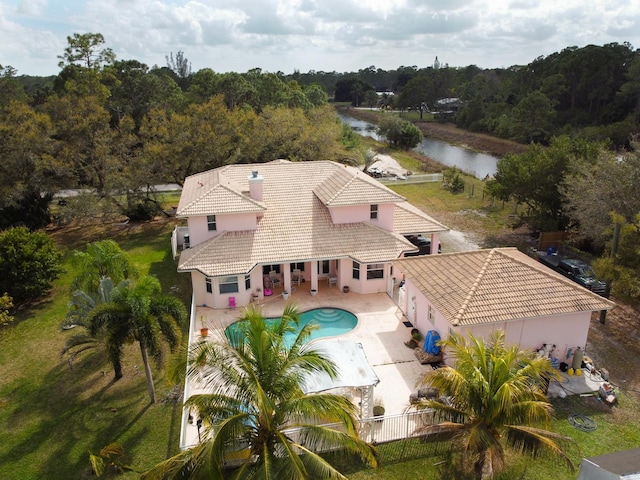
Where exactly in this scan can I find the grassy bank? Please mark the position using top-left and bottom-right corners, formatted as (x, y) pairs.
(0, 217), (192, 480)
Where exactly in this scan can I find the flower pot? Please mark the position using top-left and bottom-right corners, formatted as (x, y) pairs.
(373, 405), (385, 422)
(310, 289), (317, 296)
(200, 327), (209, 337)
(343, 286), (349, 293)
(282, 291), (290, 300)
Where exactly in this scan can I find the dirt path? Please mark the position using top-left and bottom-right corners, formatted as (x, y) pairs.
(415, 121), (528, 157)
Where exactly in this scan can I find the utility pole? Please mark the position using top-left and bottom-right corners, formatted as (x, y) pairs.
(600, 221), (621, 324)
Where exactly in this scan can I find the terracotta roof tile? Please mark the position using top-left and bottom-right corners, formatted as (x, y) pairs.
(394, 201), (449, 234)
(394, 248), (615, 326)
(314, 165), (406, 206)
(177, 161), (438, 277)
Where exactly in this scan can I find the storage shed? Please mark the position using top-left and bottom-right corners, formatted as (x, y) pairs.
(577, 448), (640, 480)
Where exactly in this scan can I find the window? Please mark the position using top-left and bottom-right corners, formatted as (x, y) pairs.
(352, 261), (360, 280)
(428, 305), (434, 324)
(219, 276), (239, 294)
(262, 265), (281, 274)
(290, 262), (305, 271)
(207, 215), (217, 231)
(205, 277), (212, 294)
(244, 275), (251, 290)
(370, 204), (378, 220)
(366, 263), (384, 279)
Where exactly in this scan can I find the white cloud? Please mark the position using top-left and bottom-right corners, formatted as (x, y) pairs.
(1, 0), (639, 75)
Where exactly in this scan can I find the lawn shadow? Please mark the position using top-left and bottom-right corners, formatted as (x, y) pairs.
(0, 346), (161, 479)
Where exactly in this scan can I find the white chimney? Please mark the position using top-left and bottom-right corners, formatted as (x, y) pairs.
(248, 170), (263, 201)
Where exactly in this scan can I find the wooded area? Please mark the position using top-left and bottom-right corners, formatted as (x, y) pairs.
(2, 35), (639, 231)
(3, 35), (640, 303)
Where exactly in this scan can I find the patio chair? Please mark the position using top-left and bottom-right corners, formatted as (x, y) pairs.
(269, 270), (281, 287)
(291, 269), (302, 286)
(328, 273), (338, 287)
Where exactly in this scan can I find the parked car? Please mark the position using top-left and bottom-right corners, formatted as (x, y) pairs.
(404, 235), (442, 256)
(538, 254), (607, 296)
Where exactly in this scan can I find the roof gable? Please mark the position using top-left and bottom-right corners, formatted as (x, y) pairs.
(177, 169), (265, 217)
(176, 161), (428, 277)
(394, 248), (615, 326)
(314, 165), (405, 207)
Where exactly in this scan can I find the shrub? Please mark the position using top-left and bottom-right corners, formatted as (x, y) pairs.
(0, 227), (63, 304)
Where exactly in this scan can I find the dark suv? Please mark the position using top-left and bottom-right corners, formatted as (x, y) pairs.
(404, 235), (442, 256)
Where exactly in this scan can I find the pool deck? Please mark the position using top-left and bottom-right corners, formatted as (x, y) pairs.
(184, 285), (433, 448)
(183, 284), (610, 449)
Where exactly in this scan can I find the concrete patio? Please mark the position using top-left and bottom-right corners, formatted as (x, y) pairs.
(193, 284), (432, 415)
(181, 283), (611, 449)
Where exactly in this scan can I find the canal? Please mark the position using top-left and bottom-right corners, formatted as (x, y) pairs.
(338, 112), (499, 179)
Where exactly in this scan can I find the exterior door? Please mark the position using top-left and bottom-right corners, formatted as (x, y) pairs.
(318, 260), (330, 276)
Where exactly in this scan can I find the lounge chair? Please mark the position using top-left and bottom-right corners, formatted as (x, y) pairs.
(269, 270), (281, 287)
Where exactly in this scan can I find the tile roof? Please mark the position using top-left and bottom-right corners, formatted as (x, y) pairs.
(313, 165), (406, 206)
(394, 201), (449, 234)
(394, 247), (615, 326)
(177, 170), (265, 216)
(178, 161), (447, 277)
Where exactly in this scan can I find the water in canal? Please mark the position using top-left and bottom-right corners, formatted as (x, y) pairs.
(338, 112), (499, 179)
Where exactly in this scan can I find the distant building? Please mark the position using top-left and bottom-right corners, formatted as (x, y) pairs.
(433, 56), (440, 69)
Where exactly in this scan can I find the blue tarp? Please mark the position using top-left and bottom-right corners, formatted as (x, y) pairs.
(423, 330), (441, 355)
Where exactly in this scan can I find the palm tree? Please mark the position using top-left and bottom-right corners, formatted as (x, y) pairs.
(61, 276), (128, 375)
(413, 331), (575, 480)
(70, 239), (138, 294)
(142, 303), (378, 480)
(88, 275), (186, 402)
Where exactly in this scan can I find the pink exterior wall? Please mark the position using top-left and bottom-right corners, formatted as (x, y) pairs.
(328, 203), (394, 230)
(400, 276), (593, 366)
(191, 269), (263, 309)
(187, 213), (257, 246)
(339, 259), (391, 294)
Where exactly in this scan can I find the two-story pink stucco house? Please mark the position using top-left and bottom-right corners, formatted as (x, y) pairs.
(172, 160), (449, 309)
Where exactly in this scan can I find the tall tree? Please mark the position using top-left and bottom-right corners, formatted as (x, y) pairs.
(0, 65), (28, 108)
(142, 304), (377, 479)
(512, 90), (555, 143)
(562, 139), (640, 246)
(57, 32), (115, 98)
(88, 276), (185, 395)
(413, 331), (574, 480)
(165, 50), (192, 90)
(487, 136), (602, 231)
(0, 101), (69, 229)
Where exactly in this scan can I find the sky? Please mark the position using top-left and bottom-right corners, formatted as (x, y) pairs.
(2, 0), (640, 77)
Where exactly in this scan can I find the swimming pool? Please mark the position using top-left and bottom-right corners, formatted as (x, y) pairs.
(225, 308), (358, 345)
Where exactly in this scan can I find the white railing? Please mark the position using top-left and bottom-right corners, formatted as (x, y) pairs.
(281, 409), (435, 451)
(379, 173), (443, 185)
(188, 409), (438, 467)
(172, 226), (190, 258)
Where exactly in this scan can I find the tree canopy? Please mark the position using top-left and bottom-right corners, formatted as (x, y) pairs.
(143, 304), (378, 479)
(414, 331), (574, 479)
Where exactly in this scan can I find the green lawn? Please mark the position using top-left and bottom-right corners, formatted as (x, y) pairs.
(0, 217), (192, 480)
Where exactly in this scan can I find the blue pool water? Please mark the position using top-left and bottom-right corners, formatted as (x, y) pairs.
(225, 308), (358, 345)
